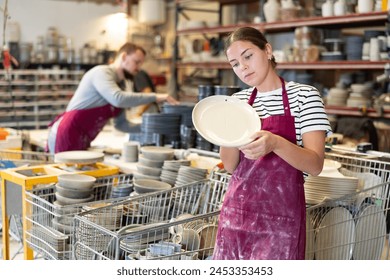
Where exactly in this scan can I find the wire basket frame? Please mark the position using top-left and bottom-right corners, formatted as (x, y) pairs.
(1, 149), (54, 259)
(24, 173), (133, 260)
(306, 182), (390, 260)
(305, 152), (390, 260)
(72, 171), (230, 260)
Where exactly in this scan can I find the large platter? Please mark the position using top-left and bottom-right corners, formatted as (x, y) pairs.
(192, 95), (261, 147)
(54, 150), (105, 165)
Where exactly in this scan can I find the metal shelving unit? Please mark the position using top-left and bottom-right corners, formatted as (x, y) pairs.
(0, 69), (84, 129)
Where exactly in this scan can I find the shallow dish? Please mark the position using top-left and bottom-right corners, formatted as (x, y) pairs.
(55, 192), (94, 205)
(55, 183), (93, 199)
(54, 150), (104, 164)
(133, 179), (172, 194)
(192, 95), (261, 147)
(140, 146), (175, 161)
(57, 174), (96, 190)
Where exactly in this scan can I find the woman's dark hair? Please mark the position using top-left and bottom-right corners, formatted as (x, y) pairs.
(116, 42), (146, 58)
(224, 26), (277, 68)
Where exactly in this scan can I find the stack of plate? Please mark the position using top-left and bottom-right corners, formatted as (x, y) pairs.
(111, 183), (133, 199)
(160, 159), (191, 186)
(161, 102), (196, 127)
(119, 223), (170, 254)
(326, 87), (349, 106)
(133, 179), (172, 194)
(304, 159), (359, 205)
(346, 83), (373, 108)
(141, 113), (181, 146)
(304, 174), (358, 205)
(55, 174), (96, 207)
(136, 163), (162, 181)
(175, 165), (208, 187)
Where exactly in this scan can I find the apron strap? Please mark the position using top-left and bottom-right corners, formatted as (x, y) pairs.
(248, 76), (290, 117)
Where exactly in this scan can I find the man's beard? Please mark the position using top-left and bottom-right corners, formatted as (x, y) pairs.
(123, 69), (134, 80)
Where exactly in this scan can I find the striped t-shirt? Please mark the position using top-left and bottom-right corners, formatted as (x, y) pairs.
(233, 81), (332, 147)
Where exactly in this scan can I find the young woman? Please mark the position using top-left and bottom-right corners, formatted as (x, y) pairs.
(47, 42), (178, 153)
(213, 27), (332, 260)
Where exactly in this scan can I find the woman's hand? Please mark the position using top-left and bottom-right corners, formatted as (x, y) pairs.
(239, 130), (279, 160)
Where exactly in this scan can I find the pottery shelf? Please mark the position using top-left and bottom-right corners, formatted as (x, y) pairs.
(176, 60), (390, 70)
(325, 105), (390, 119)
(176, 10), (387, 35)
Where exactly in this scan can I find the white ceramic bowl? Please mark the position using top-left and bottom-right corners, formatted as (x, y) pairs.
(138, 154), (164, 168)
(133, 179), (172, 194)
(55, 183), (93, 199)
(140, 146), (175, 161)
(136, 163), (162, 177)
(55, 192), (94, 205)
(57, 174), (96, 190)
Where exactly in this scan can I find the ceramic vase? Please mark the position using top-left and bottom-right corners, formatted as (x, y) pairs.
(263, 0), (281, 22)
(357, 0), (374, 13)
(322, 0), (334, 17)
(334, 0), (346, 16)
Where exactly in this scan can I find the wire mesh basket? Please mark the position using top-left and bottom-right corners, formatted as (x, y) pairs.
(306, 182), (390, 260)
(72, 170), (230, 260)
(24, 173), (133, 260)
(306, 151), (390, 260)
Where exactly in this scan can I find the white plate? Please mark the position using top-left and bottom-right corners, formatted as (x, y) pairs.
(315, 207), (355, 260)
(352, 204), (386, 260)
(192, 95), (261, 147)
(54, 150), (104, 164)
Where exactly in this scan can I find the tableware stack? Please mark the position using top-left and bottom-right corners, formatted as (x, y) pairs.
(141, 113), (181, 146)
(135, 146), (175, 180)
(326, 87), (349, 106)
(160, 159), (191, 186)
(54, 174), (96, 207)
(175, 165), (208, 187)
(122, 141), (139, 163)
(161, 102), (196, 128)
(111, 183), (133, 199)
(304, 159), (359, 205)
(346, 83), (373, 108)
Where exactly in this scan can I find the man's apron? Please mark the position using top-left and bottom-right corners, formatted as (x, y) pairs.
(52, 104), (122, 153)
(213, 77), (306, 260)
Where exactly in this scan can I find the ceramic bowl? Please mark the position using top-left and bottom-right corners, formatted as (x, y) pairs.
(136, 163), (162, 177)
(133, 179), (172, 194)
(57, 174), (96, 190)
(138, 154), (164, 168)
(140, 146), (175, 161)
(55, 183), (93, 199)
(55, 192), (94, 205)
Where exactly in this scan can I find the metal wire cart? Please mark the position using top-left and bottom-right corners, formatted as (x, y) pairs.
(305, 151), (390, 260)
(24, 173), (133, 260)
(72, 171), (230, 260)
(0, 149), (54, 259)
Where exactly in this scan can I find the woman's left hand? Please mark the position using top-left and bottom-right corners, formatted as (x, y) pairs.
(239, 130), (278, 160)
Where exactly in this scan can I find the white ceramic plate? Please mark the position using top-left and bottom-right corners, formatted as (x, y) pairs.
(192, 95), (261, 147)
(315, 207), (355, 260)
(54, 150), (104, 164)
(352, 204), (386, 260)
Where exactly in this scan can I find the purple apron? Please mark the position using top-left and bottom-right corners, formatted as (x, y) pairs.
(213, 77), (306, 260)
(53, 104), (122, 153)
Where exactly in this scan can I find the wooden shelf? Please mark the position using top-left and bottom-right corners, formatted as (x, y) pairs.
(176, 11), (387, 35)
(325, 105), (390, 119)
(176, 0), (258, 5)
(176, 60), (390, 70)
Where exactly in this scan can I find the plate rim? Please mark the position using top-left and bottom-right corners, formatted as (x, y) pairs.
(192, 95), (260, 147)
